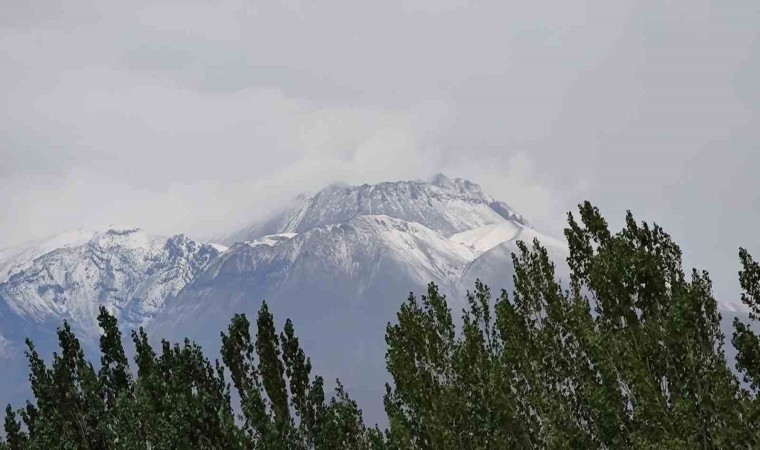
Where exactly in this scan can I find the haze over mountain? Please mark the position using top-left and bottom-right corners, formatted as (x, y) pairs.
(223, 174), (530, 243)
(20, 173), (759, 428)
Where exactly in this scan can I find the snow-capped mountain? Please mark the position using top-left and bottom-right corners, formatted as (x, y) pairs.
(0, 174), (564, 424)
(0, 227), (224, 342)
(151, 176), (551, 345)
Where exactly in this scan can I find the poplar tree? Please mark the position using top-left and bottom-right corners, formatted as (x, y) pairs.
(221, 303), (377, 450)
(733, 248), (760, 443)
(2, 405), (27, 450)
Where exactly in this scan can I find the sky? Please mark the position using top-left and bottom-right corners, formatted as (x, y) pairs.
(1, 0), (758, 307)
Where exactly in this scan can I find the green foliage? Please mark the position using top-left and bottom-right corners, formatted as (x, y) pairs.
(3, 405), (27, 450)
(21, 321), (109, 449)
(9, 302), (376, 449)
(384, 202), (758, 449)
(733, 248), (760, 443)
(219, 304), (374, 449)
(5, 202), (760, 448)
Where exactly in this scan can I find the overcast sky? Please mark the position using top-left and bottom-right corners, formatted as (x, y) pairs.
(1, 0), (758, 306)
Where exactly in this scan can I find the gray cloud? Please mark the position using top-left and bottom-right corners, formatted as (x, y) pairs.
(1, 0), (758, 307)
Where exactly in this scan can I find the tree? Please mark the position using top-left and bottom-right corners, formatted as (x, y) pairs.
(221, 303), (376, 449)
(221, 312), (279, 447)
(2, 405), (27, 450)
(255, 302), (292, 443)
(733, 248), (760, 443)
(20, 321), (109, 449)
(131, 331), (243, 449)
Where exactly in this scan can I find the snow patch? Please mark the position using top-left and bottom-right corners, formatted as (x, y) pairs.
(209, 243), (229, 253)
(246, 233), (298, 248)
(450, 222), (523, 257)
(0, 333), (14, 359)
(451, 222), (566, 258)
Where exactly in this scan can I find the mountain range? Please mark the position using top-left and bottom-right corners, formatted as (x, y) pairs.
(0, 174), (565, 422)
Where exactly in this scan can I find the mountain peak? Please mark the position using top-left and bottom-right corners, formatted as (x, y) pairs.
(430, 172), (454, 186)
(225, 176), (530, 244)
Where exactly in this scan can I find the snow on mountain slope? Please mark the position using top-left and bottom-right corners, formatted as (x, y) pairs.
(245, 233), (298, 248)
(0, 332), (13, 359)
(0, 229), (98, 283)
(451, 222), (567, 258)
(209, 243), (230, 253)
(156, 215), (472, 325)
(0, 228), (223, 341)
(223, 174), (529, 244)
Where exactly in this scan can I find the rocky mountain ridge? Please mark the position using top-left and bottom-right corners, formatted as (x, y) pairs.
(0, 228), (224, 342)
